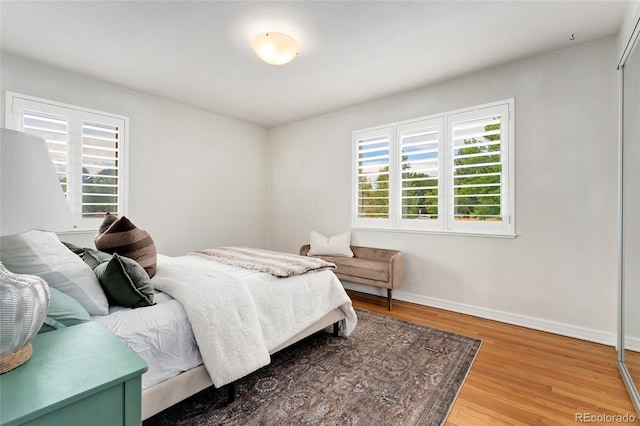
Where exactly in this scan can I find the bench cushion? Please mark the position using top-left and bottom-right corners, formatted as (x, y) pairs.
(320, 256), (388, 283)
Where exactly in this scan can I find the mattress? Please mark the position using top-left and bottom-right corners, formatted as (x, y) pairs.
(92, 291), (202, 390)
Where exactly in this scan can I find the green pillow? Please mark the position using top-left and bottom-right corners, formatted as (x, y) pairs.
(82, 247), (112, 269)
(92, 253), (155, 308)
(61, 241), (86, 258)
(39, 287), (91, 333)
(62, 246), (155, 308)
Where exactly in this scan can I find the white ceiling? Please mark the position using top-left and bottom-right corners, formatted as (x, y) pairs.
(0, 1), (629, 128)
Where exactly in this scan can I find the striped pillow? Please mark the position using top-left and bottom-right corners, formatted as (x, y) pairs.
(94, 213), (157, 278)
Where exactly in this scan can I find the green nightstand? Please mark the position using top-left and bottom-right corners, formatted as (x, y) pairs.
(0, 321), (148, 426)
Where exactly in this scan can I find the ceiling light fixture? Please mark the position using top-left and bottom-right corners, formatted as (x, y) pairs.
(251, 32), (299, 65)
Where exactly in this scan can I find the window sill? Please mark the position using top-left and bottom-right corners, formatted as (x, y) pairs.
(351, 225), (517, 239)
(56, 228), (98, 236)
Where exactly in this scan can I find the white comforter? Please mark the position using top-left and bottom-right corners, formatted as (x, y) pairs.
(151, 254), (357, 388)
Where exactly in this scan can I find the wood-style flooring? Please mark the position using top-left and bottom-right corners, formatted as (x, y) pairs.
(348, 290), (638, 425)
(625, 349), (640, 398)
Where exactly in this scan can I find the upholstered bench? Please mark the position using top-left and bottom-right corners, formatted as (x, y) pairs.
(300, 244), (404, 310)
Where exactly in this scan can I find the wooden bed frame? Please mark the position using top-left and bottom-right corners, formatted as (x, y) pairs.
(141, 308), (346, 420)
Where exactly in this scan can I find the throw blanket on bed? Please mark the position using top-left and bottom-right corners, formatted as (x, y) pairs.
(189, 246), (336, 278)
(151, 254), (357, 389)
(151, 255), (269, 388)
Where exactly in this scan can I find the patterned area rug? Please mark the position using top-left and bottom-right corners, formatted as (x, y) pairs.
(144, 309), (481, 426)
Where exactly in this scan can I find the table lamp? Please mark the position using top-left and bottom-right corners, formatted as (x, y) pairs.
(0, 128), (74, 373)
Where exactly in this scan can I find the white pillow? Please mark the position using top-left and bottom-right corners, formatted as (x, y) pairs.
(0, 230), (109, 315)
(307, 231), (354, 257)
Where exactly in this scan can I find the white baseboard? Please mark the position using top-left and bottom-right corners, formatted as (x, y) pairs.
(343, 283), (617, 346)
(625, 336), (640, 352)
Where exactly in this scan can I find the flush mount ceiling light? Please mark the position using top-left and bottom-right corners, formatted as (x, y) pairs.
(251, 32), (299, 65)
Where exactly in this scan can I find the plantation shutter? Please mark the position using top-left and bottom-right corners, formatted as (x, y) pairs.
(353, 127), (393, 226)
(352, 99), (514, 236)
(8, 92), (128, 230)
(397, 118), (443, 229)
(21, 108), (71, 198)
(80, 119), (121, 218)
(447, 103), (510, 232)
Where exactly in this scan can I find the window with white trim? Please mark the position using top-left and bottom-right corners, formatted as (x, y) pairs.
(355, 127), (392, 223)
(5, 92), (128, 230)
(352, 99), (514, 236)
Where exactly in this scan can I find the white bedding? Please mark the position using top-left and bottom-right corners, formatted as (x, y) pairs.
(152, 254), (357, 387)
(94, 253), (357, 390)
(93, 291), (202, 390)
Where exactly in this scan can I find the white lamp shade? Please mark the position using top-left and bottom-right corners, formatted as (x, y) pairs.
(251, 32), (299, 65)
(1, 128), (74, 235)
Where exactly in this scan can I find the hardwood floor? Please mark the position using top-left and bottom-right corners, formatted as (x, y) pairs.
(625, 349), (640, 397)
(348, 290), (638, 425)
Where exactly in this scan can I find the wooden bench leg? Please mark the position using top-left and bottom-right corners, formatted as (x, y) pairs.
(387, 289), (393, 311)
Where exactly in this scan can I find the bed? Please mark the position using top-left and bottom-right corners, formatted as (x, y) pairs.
(93, 253), (357, 420)
(0, 230), (358, 421)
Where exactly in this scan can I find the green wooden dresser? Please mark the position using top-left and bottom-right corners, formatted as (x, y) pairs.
(0, 321), (148, 426)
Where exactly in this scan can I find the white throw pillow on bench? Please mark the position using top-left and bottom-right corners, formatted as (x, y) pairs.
(308, 231), (354, 257)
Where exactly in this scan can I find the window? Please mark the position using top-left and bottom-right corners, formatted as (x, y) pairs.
(5, 92), (128, 230)
(397, 117), (444, 230)
(352, 99), (514, 236)
(354, 127), (393, 224)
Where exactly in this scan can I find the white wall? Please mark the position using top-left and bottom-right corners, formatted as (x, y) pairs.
(1, 53), (269, 255)
(618, 0), (640, 63)
(268, 38), (619, 343)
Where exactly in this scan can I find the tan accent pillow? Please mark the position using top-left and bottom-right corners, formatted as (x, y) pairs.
(94, 213), (157, 278)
